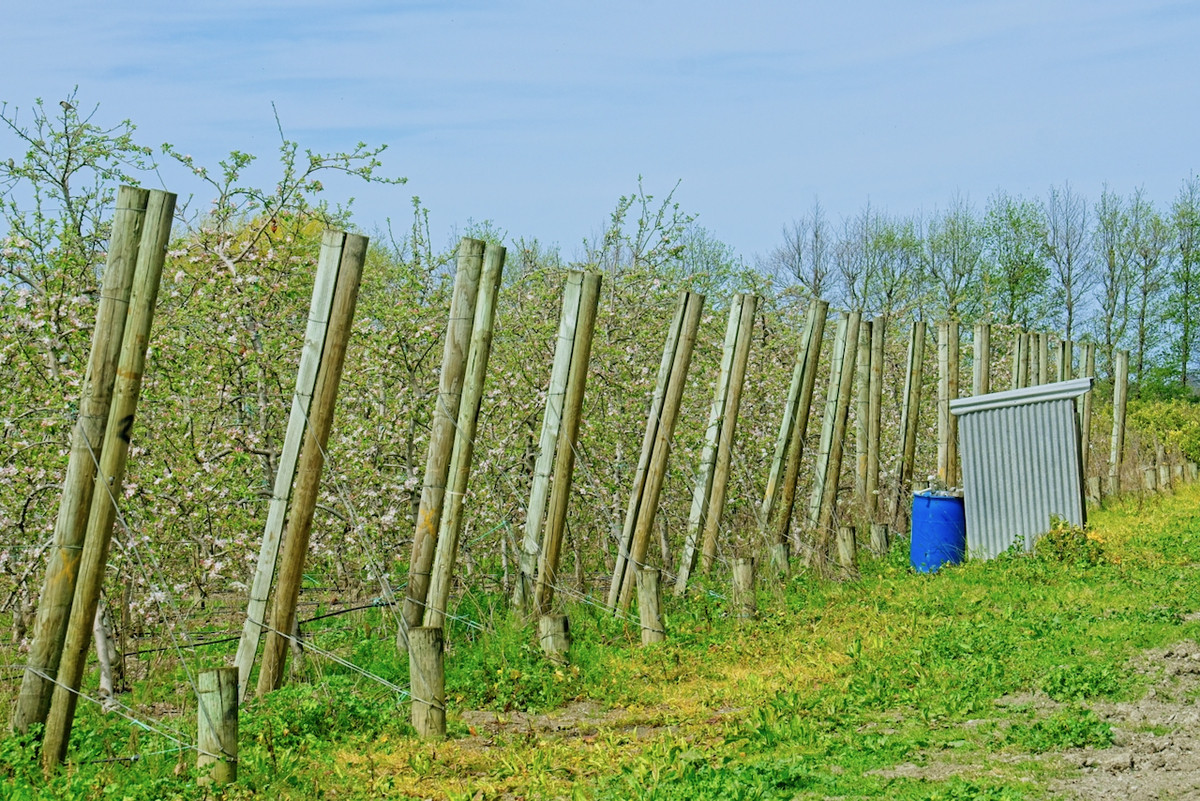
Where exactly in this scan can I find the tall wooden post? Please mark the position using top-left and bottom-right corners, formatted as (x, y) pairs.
(533, 272), (601, 616)
(15, 187), (148, 733)
(608, 292), (688, 610)
(1036, 332), (1050, 385)
(42, 190), (175, 768)
(256, 234), (367, 694)
(615, 292), (703, 612)
(808, 311), (860, 567)
(636, 568), (665, 645)
(409, 627), (445, 738)
(972, 323), (991, 397)
(402, 239), (484, 636)
(426, 244), (507, 627)
(893, 321), (926, 529)
(514, 273), (584, 612)
(768, 301), (828, 550)
(197, 668), (238, 785)
(731, 558), (756, 620)
(698, 294), (757, 573)
(1108, 349), (1129, 496)
(1080, 343), (1096, 480)
(936, 321), (960, 486)
(865, 317), (885, 521)
(676, 296), (745, 590)
(854, 319), (873, 513)
(234, 230), (343, 701)
(1012, 332), (1029, 390)
(1058, 339), (1074, 383)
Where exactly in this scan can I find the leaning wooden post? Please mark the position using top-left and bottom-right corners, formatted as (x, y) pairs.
(854, 318), (873, 514)
(426, 243), (507, 628)
(256, 234), (367, 695)
(972, 322), (991, 397)
(234, 230), (343, 701)
(402, 239), (484, 637)
(636, 568), (665, 645)
(892, 321), (926, 530)
(809, 311), (861, 568)
(1080, 343), (1096, 480)
(731, 558), (756, 620)
(608, 292), (688, 610)
(676, 296), (744, 590)
(15, 186), (148, 734)
(836, 526), (858, 571)
(616, 292), (704, 612)
(866, 317), (885, 521)
(409, 626), (445, 738)
(514, 273), (584, 613)
(1107, 349), (1129, 496)
(698, 294), (757, 574)
(764, 300), (827, 551)
(533, 273), (601, 616)
(197, 668), (238, 785)
(42, 190), (175, 768)
(1058, 339), (1074, 383)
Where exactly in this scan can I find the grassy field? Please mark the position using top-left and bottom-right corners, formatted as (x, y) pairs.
(5, 483), (1200, 800)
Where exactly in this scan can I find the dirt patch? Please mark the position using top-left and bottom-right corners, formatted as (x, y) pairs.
(1052, 641), (1200, 800)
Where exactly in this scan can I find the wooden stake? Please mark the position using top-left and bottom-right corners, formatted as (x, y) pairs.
(636, 568), (665, 645)
(197, 668), (238, 785)
(677, 296), (743, 589)
(765, 300), (827, 550)
(537, 615), (570, 664)
(616, 292), (704, 612)
(1080, 343), (1096, 481)
(1141, 466), (1157, 492)
(809, 311), (861, 566)
(533, 272), (601, 616)
(836, 526), (858, 571)
(42, 190), (176, 768)
(854, 319), (873, 513)
(408, 627), (445, 739)
(15, 186), (148, 733)
(731, 558), (756, 620)
(1108, 349), (1129, 496)
(256, 234), (367, 695)
(608, 292), (688, 610)
(514, 273), (583, 612)
(426, 243), (507, 627)
(234, 230), (343, 701)
(698, 294), (757, 573)
(869, 523), (890, 556)
(972, 323), (991, 396)
(893, 321), (927, 529)
(403, 239), (484, 635)
(866, 317), (885, 521)
(1058, 339), (1074, 383)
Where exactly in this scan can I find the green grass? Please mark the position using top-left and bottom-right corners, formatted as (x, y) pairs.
(4, 484), (1200, 799)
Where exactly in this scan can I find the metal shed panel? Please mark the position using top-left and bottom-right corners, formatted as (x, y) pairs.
(951, 379), (1091, 559)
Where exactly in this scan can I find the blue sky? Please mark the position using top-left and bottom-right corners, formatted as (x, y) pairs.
(4, 1), (1198, 261)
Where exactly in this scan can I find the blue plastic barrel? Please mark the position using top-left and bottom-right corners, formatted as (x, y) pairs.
(910, 491), (966, 573)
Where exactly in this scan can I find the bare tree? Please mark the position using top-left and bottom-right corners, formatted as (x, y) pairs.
(768, 197), (831, 298)
(1127, 188), (1172, 390)
(921, 195), (984, 322)
(1093, 186), (1133, 377)
(1044, 182), (1092, 340)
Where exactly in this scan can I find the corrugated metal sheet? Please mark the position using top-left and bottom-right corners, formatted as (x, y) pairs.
(950, 378), (1092, 559)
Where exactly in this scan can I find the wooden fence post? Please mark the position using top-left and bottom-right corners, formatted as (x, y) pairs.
(608, 292), (688, 610)
(1036, 332), (1051, 385)
(15, 186), (148, 734)
(854, 319), (873, 514)
(42, 190), (176, 768)
(866, 316), (885, 521)
(533, 273), (601, 616)
(402, 239), (484, 637)
(257, 234), (367, 694)
(937, 321), (960, 486)
(515, 272), (583, 613)
(836, 526), (858, 571)
(234, 229), (343, 701)
(1108, 349), (1129, 496)
(1058, 339), (1074, 383)
(409, 627), (445, 738)
(537, 615), (570, 663)
(870, 523), (890, 556)
(616, 292), (704, 611)
(426, 243), (507, 627)
(636, 568), (665, 645)
(765, 300), (827, 552)
(972, 322), (991, 397)
(893, 321), (926, 531)
(732, 558), (756, 620)
(197, 668), (238, 785)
